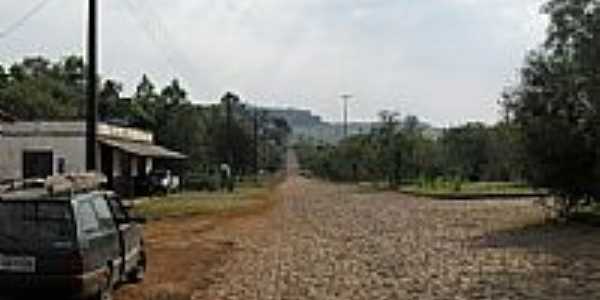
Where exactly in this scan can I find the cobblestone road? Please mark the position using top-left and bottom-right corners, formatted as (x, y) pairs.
(194, 156), (600, 300)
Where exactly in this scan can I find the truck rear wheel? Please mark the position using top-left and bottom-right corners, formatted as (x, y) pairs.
(95, 273), (114, 300)
(96, 287), (113, 300)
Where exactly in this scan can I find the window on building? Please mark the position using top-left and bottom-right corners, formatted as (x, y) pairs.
(23, 150), (53, 179)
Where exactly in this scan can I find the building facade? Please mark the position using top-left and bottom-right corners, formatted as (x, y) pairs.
(0, 121), (185, 195)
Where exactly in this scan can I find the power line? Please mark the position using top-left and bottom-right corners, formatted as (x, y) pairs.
(0, 0), (53, 39)
(120, 0), (198, 82)
(138, 0), (199, 76)
(120, 0), (179, 75)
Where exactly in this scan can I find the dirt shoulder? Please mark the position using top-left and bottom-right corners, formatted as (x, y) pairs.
(114, 187), (280, 300)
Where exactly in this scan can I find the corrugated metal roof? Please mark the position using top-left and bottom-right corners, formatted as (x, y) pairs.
(99, 137), (187, 160)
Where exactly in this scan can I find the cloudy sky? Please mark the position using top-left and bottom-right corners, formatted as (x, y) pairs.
(0, 0), (547, 126)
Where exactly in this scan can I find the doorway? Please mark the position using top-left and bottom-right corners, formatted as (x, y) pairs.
(23, 150), (53, 179)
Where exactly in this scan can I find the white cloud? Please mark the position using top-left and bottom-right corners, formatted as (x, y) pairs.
(0, 0), (548, 126)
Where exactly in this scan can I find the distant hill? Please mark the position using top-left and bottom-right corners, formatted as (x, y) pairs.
(264, 108), (323, 128)
(292, 122), (377, 144)
(264, 107), (442, 144)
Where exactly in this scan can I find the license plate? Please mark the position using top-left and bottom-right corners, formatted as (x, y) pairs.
(0, 255), (36, 273)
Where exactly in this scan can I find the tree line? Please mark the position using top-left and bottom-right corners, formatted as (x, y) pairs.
(0, 56), (290, 177)
(295, 113), (522, 187)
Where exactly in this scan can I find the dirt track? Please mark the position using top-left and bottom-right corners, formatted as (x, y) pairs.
(117, 154), (600, 300)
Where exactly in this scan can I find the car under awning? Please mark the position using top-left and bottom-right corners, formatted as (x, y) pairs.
(98, 137), (187, 160)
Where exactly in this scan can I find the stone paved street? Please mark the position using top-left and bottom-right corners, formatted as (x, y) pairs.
(193, 156), (600, 300)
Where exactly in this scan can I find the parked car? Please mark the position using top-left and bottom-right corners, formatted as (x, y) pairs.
(0, 180), (147, 300)
(148, 170), (180, 195)
(299, 169), (313, 178)
(185, 172), (219, 192)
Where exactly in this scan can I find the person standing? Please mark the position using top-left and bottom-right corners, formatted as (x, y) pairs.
(220, 163), (233, 192)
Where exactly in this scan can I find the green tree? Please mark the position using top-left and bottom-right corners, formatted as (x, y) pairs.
(0, 65), (7, 89)
(439, 123), (489, 181)
(130, 74), (158, 129)
(155, 79), (189, 139)
(99, 79), (124, 121)
(375, 110), (401, 185)
(483, 122), (523, 181)
(0, 56), (85, 120)
(160, 79), (187, 107)
(504, 0), (600, 216)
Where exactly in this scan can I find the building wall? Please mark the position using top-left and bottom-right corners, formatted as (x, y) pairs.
(0, 121), (161, 184)
(0, 135), (87, 181)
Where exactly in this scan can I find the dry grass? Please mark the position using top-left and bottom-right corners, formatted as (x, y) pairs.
(132, 187), (273, 220)
(403, 181), (541, 195)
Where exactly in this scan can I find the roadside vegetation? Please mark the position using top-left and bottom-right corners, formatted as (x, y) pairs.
(295, 115), (524, 193)
(401, 181), (545, 199)
(133, 188), (270, 220)
(133, 174), (284, 220)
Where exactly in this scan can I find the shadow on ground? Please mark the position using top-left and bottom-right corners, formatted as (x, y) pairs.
(467, 220), (600, 299)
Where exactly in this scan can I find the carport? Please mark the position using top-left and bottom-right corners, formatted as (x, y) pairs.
(98, 137), (187, 197)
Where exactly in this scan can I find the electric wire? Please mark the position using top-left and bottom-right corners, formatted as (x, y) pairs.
(0, 0), (53, 39)
(120, 0), (198, 82)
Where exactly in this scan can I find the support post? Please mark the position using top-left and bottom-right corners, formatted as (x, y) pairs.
(86, 0), (98, 171)
(254, 108), (259, 177)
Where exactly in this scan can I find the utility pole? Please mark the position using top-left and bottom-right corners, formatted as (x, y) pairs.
(225, 95), (233, 168)
(341, 94), (353, 138)
(254, 107), (259, 178)
(86, 0), (98, 171)
(222, 93), (236, 192)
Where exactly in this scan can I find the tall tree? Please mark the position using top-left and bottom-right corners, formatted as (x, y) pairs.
(0, 56), (85, 120)
(130, 75), (158, 129)
(439, 123), (489, 181)
(99, 79), (124, 121)
(0, 65), (7, 89)
(504, 0), (600, 216)
(160, 79), (187, 107)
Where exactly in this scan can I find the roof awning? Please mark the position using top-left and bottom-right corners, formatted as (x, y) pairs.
(99, 137), (187, 160)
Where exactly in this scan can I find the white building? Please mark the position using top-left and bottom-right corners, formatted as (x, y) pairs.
(0, 121), (185, 195)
